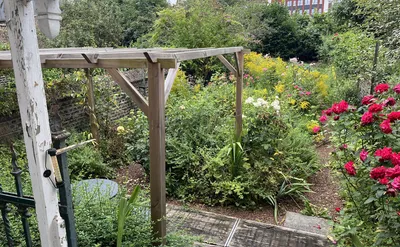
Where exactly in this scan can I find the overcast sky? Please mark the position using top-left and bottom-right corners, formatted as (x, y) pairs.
(167, 0), (177, 4)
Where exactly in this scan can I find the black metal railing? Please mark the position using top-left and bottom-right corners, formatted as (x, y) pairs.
(0, 129), (78, 247)
(0, 145), (36, 247)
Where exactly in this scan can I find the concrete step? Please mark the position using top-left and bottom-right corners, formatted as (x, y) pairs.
(283, 211), (330, 237)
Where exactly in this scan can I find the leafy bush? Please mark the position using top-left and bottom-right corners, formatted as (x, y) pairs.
(40, 0), (124, 48)
(319, 31), (378, 80)
(319, 83), (400, 246)
(66, 132), (113, 179)
(119, 60), (320, 208)
(0, 181), (195, 246)
(142, 0), (246, 81)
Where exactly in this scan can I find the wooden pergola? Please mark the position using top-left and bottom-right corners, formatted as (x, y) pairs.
(0, 46), (247, 244)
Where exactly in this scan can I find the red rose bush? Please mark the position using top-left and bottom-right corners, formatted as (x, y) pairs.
(319, 83), (400, 246)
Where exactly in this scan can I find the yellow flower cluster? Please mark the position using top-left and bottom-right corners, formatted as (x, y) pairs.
(300, 101), (310, 109)
(274, 83), (285, 93)
(244, 52), (286, 78)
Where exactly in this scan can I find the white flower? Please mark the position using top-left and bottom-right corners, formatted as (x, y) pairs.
(245, 97), (255, 104)
(253, 101), (262, 107)
(179, 105), (186, 110)
(254, 98), (269, 108)
(271, 99), (280, 111)
(242, 114), (246, 118)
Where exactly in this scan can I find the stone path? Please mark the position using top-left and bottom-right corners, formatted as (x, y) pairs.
(167, 205), (332, 247)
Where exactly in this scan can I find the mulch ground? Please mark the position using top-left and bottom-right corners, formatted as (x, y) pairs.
(115, 143), (343, 225)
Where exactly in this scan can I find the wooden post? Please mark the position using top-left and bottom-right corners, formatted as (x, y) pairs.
(370, 41), (380, 94)
(4, 1), (67, 246)
(85, 69), (100, 143)
(235, 51), (244, 138)
(147, 62), (166, 245)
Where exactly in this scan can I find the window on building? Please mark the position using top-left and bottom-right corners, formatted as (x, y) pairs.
(311, 8), (315, 14)
(298, 0), (303, 5)
(318, 8), (322, 13)
(287, 1), (292, 6)
(313, 0), (318, 4)
(305, 0), (310, 5)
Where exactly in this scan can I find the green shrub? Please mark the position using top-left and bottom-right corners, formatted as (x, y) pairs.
(67, 132), (113, 179)
(119, 76), (319, 208)
(0, 183), (195, 246)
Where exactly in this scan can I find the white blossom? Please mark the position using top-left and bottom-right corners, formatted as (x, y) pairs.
(253, 98), (269, 108)
(271, 99), (280, 111)
(245, 97), (255, 104)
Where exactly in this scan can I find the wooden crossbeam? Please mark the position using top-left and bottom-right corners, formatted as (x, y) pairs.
(106, 69), (149, 116)
(217, 55), (237, 74)
(164, 63), (180, 104)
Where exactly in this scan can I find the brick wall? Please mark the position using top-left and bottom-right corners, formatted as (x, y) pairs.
(0, 70), (148, 140)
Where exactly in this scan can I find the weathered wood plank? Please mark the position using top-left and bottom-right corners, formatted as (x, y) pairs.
(106, 69), (149, 116)
(148, 61), (167, 246)
(217, 55), (237, 74)
(85, 69), (100, 143)
(164, 63), (180, 104)
(4, 0), (67, 246)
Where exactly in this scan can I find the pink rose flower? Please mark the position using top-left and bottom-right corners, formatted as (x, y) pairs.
(360, 149), (368, 162)
(319, 115), (328, 124)
(392, 177), (400, 190)
(312, 126), (321, 133)
(393, 84), (400, 94)
(380, 120), (393, 134)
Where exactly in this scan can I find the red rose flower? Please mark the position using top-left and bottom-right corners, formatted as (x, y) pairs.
(325, 108), (333, 116)
(388, 112), (400, 122)
(344, 161), (356, 176)
(334, 115), (340, 121)
(370, 166), (387, 180)
(332, 100), (349, 114)
(360, 149), (368, 162)
(379, 178), (389, 185)
(361, 111), (374, 125)
(391, 153), (400, 166)
(384, 97), (396, 107)
(368, 103), (383, 113)
(361, 95), (376, 105)
(380, 120), (392, 134)
(375, 147), (393, 161)
(397, 211), (400, 216)
(393, 84), (400, 94)
(386, 165), (400, 179)
(335, 207), (341, 212)
(392, 177), (400, 190)
(319, 115), (328, 124)
(375, 83), (390, 93)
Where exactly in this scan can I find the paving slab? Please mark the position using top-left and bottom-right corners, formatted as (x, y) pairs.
(284, 211), (330, 236)
(167, 205), (236, 246)
(229, 219), (330, 247)
(167, 205), (332, 247)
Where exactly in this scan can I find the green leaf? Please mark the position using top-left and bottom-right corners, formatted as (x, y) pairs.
(364, 197), (376, 204)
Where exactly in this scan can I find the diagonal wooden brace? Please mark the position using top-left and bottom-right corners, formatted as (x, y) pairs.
(164, 63), (180, 104)
(217, 55), (237, 75)
(106, 69), (149, 117)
